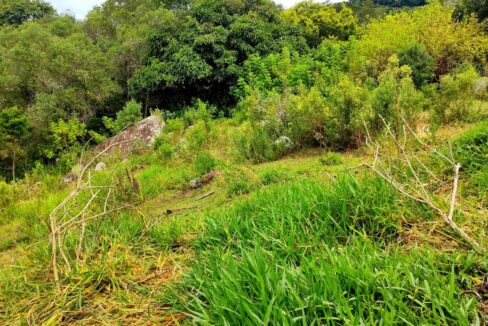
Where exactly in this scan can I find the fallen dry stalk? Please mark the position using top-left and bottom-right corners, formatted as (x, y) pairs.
(49, 137), (137, 285)
(351, 116), (482, 252)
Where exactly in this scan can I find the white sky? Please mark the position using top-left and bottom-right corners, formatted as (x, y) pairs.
(48, 0), (345, 19)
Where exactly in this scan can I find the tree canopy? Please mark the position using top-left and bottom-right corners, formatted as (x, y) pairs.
(0, 0), (54, 27)
(1, 0), (488, 180)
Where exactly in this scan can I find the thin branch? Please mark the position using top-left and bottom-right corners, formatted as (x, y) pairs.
(357, 118), (482, 252)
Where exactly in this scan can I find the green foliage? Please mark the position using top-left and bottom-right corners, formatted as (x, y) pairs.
(282, 2), (358, 47)
(0, 180), (15, 208)
(435, 65), (482, 123)
(182, 100), (214, 126)
(454, 0), (488, 25)
(0, 16), (121, 174)
(176, 177), (485, 324)
(103, 100), (143, 134)
(398, 43), (435, 88)
(326, 76), (371, 148)
(453, 120), (488, 172)
(0, 17), (120, 112)
(129, 0), (299, 109)
(370, 55), (424, 131)
(320, 152), (344, 166)
(43, 118), (87, 171)
(184, 121), (209, 154)
(234, 121), (286, 163)
(194, 151), (217, 176)
(0, 0), (54, 27)
(0, 107), (29, 180)
(234, 45), (346, 98)
(155, 143), (174, 161)
(2, 0), (488, 177)
(354, 2), (488, 78)
(177, 101), (216, 156)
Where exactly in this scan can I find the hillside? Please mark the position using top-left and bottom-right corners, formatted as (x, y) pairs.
(1, 0), (488, 324)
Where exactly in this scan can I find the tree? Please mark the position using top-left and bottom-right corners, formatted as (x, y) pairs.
(454, 0), (488, 24)
(0, 17), (121, 122)
(130, 0), (292, 110)
(353, 2), (488, 79)
(0, 108), (29, 181)
(282, 1), (358, 48)
(42, 118), (87, 171)
(103, 100), (143, 134)
(0, 0), (54, 27)
(373, 0), (426, 7)
(398, 43), (434, 88)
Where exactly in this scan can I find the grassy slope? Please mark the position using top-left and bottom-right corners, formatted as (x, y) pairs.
(0, 123), (487, 324)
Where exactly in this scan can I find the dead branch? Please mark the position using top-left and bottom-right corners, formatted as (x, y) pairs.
(197, 191), (215, 201)
(353, 117), (482, 252)
(49, 138), (137, 284)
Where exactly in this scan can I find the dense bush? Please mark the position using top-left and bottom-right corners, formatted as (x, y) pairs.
(2, 0), (488, 175)
(453, 120), (488, 172)
(103, 100), (143, 134)
(435, 65), (483, 123)
(194, 151), (216, 176)
(398, 43), (435, 87)
(353, 2), (488, 78)
(370, 55), (425, 131)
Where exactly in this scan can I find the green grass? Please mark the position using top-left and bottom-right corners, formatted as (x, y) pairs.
(0, 121), (487, 324)
(183, 242), (484, 325)
(175, 176), (487, 324)
(138, 163), (196, 197)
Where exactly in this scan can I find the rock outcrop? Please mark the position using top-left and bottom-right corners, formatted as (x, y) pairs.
(93, 115), (165, 157)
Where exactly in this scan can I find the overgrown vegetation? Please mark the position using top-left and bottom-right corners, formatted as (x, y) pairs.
(1, 0), (488, 324)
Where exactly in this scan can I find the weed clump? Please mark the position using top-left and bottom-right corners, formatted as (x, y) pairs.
(260, 168), (290, 185)
(319, 152), (344, 166)
(194, 151), (217, 176)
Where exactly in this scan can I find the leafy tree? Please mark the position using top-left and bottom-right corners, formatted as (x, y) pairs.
(129, 0), (295, 110)
(398, 43), (434, 87)
(0, 17), (121, 123)
(84, 0), (174, 100)
(0, 107), (29, 181)
(353, 2), (488, 79)
(282, 1), (358, 47)
(103, 100), (143, 134)
(454, 0), (488, 24)
(0, 0), (54, 27)
(373, 0), (426, 7)
(43, 118), (87, 171)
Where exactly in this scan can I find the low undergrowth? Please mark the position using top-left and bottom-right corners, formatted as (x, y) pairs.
(0, 121), (487, 324)
(175, 176), (487, 324)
